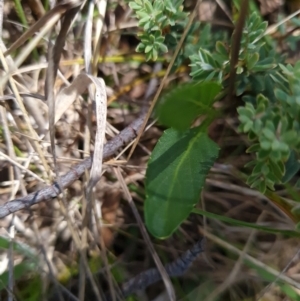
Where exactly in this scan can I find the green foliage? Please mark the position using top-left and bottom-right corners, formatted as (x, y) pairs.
(190, 12), (276, 90)
(144, 81), (221, 238)
(19, 276), (43, 301)
(279, 283), (300, 301)
(193, 208), (299, 237)
(129, 0), (228, 64)
(188, 11), (300, 193)
(145, 126), (219, 238)
(156, 82), (221, 130)
(13, 0), (28, 27)
(129, 0), (186, 60)
(0, 262), (37, 290)
(141, 4), (300, 238)
(238, 62), (300, 192)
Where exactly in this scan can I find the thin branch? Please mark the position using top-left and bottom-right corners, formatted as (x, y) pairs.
(0, 111), (146, 219)
(227, 0), (249, 100)
(105, 238), (206, 301)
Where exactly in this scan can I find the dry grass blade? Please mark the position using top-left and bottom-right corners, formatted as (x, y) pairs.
(201, 229), (300, 290)
(127, 0), (203, 161)
(0, 104), (26, 197)
(0, 111), (147, 218)
(1, 2), (300, 300)
(80, 3), (96, 298)
(0, 0), (3, 37)
(0, 151), (45, 183)
(50, 67), (107, 301)
(257, 246), (300, 300)
(0, 49), (51, 179)
(46, 4), (81, 171)
(4, 0), (81, 57)
(84, 0), (94, 73)
(54, 74), (106, 124)
(82, 76), (107, 301)
(92, 0), (107, 74)
(263, 8), (300, 38)
(114, 167), (176, 301)
(203, 212), (267, 301)
(86, 77), (107, 190)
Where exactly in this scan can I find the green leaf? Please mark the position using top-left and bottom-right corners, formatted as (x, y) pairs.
(145, 44), (152, 53)
(282, 151), (300, 183)
(258, 180), (266, 193)
(262, 127), (275, 140)
(215, 41), (228, 57)
(0, 236), (36, 260)
(258, 149), (270, 160)
(251, 64), (276, 72)
(269, 159), (284, 180)
(260, 140), (271, 150)
(192, 208), (299, 237)
(145, 127), (219, 238)
(246, 143), (260, 153)
(279, 283), (300, 301)
(129, 2), (142, 10)
(159, 43), (168, 53)
(275, 88), (290, 102)
(0, 262), (36, 290)
(156, 82), (221, 130)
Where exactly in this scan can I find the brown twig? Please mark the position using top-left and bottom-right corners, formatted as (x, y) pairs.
(0, 111), (146, 219)
(227, 0), (249, 100)
(105, 238), (206, 301)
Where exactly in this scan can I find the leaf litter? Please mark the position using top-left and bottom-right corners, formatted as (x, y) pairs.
(0, 1), (299, 301)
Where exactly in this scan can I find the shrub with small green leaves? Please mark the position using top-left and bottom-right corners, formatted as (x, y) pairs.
(128, 0), (187, 60)
(189, 13), (277, 90)
(188, 11), (300, 193)
(238, 62), (300, 192)
(133, 2), (300, 238)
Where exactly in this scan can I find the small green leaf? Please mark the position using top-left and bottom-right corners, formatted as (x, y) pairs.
(251, 64), (276, 72)
(159, 43), (168, 53)
(243, 121), (253, 132)
(237, 106), (255, 119)
(258, 149), (270, 160)
(200, 63), (214, 71)
(271, 139), (281, 151)
(246, 143), (260, 153)
(260, 140), (271, 150)
(215, 41), (228, 57)
(236, 66), (244, 74)
(252, 161), (265, 176)
(270, 150), (282, 162)
(129, 2), (142, 10)
(282, 130), (298, 144)
(145, 127), (219, 238)
(262, 128), (275, 140)
(247, 52), (259, 69)
(282, 151), (300, 183)
(258, 179), (266, 193)
(291, 205), (300, 215)
(275, 89), (289, 102)
(269, 159), (284, 180)
(144, 1), (153, 13)
(145, 45), (152, 53)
